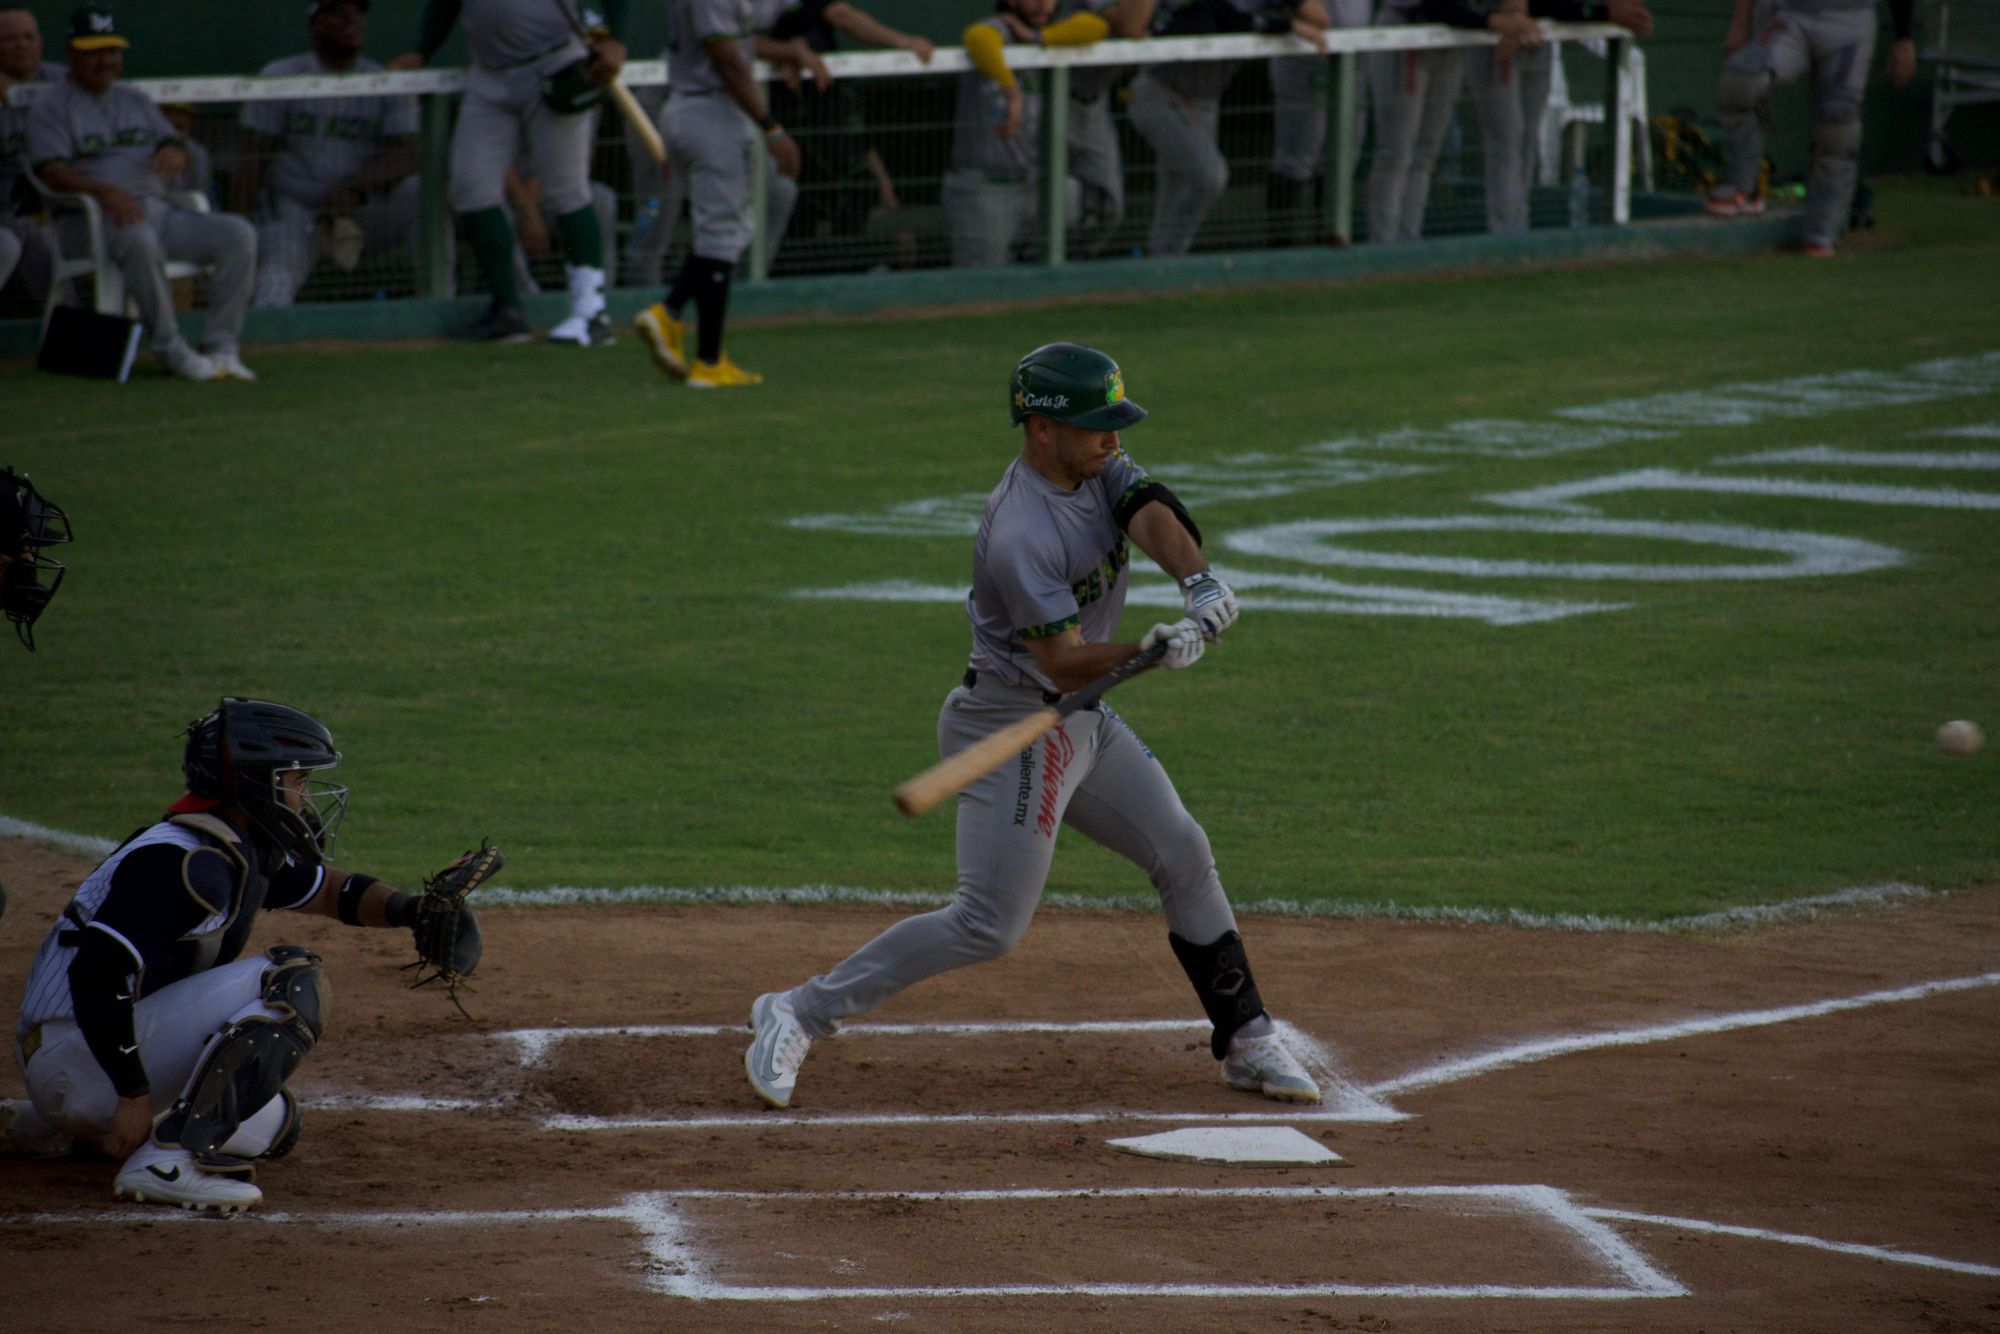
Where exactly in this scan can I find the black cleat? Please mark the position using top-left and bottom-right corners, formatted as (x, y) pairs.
(458, 300), (532, 344)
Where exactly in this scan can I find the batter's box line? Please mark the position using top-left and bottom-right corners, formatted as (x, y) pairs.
(0, 1185), (1687, 1303)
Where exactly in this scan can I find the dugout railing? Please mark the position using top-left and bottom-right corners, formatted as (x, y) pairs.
(2, 23), (1643, 312)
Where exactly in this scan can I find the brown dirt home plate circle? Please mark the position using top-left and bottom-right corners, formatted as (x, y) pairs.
(0, 838), (1995, 1332)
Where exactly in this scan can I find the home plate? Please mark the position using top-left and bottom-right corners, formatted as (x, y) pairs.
(1107, 1126), (1347, 1167)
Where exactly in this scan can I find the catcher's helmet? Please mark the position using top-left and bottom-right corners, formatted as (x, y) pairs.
(2, 467), (72, 653)
(1009, 343), (1146, 430)
(184, 697), (349, 865)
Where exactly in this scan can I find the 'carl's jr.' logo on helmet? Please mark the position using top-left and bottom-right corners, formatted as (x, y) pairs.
(1016, 389), (1070, 412)
(1105, 369), (1125, 407)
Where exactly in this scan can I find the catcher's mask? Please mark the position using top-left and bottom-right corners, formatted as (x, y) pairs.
(2, 467), (72, 652)
(184, 697), (350, 865)
(1009, 342), (1147, 431)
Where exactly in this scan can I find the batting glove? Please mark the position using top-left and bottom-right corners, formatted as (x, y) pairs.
(1181, 571), (1239, 642)
(1140, 618), (1207, 669)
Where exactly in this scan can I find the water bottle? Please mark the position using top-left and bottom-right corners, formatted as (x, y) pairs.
(631, 195), (662, 255)
(1568, 161), (1589, 229)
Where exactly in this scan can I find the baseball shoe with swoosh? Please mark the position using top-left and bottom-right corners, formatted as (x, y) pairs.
(1221, 1030), (1323, 1104)
(114, 1149), (262, 1213)
(688, 354), (763, 389)
(745, 991), (811, 1108)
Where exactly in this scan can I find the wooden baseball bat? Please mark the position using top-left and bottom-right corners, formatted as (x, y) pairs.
(893, 641), (1169, 817)
(607, 79), (665, 165)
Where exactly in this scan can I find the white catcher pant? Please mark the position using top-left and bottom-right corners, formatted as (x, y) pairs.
(19, 955), (293, 1156)
(787, 674), (1241, 1039)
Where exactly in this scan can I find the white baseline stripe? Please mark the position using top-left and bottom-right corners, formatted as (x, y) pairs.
(1586, 1208), (2000, 1279)
(1370, 971), (2000, 1097)
(546, 1107), (1404, 1131)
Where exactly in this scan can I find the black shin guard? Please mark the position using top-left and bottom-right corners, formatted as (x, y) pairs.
(1169, 930), (1268, 1058)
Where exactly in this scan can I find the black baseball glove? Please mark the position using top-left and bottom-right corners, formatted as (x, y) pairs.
(405, 841), (502, 1017)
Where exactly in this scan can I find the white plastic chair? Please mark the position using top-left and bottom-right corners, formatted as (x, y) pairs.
(1538, 42), (1653, 191)
(28, 166), (213, 329)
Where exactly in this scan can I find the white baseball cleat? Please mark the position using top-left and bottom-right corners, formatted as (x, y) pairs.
(1221, 1031), (1322, 1104)
(161, 344), (224, 382)
(745, 991), (811, 1109)
(207, 350), (258, 382)
(114, 1150), (262, 1213)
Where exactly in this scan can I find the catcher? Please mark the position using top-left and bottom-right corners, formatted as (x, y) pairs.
(7, 697), (499, 1213)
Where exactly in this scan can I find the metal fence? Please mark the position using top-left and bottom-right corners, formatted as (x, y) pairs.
(3, 24), (1642, 313)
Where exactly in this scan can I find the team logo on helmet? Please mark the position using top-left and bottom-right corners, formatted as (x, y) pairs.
(1105, 369), (1125, 407)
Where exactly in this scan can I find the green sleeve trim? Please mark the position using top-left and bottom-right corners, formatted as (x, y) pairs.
(1018, 615), (1079, 640)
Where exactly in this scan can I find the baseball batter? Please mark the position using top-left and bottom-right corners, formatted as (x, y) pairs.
(398, 0), (627, 344)
(8, 698), (486, 1211)
(745, 343), (1321, 1110)
(632, 0), (800, 388)
(238, 1), (444, 307)
(1708, 0), (1914, 255)
(1131, 0), (1329, 258)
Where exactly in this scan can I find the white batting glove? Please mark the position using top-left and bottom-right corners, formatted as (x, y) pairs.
(1140, 618), (1207, 669)
(1180, 571), (1239, 642)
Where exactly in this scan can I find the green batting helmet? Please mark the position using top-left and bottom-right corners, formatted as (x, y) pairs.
(1009, 343), (1147, 430)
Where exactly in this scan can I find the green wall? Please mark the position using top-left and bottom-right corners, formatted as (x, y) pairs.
(9, 1), (1990, 175)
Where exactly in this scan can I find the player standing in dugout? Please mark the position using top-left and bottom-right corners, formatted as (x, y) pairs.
(745, 343), (1323, 1110)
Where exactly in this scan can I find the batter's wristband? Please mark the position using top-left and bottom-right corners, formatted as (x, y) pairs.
(337, 873), (379, 926)
(760, 118), (787, 139)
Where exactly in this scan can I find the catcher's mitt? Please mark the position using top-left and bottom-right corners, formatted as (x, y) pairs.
(405, 840), (502, 1017)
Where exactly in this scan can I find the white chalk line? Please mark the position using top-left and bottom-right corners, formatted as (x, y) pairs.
(1369, 970), (2000, 1097)
(0, 1185), (1687, 1303)
(0, 815), (1939, 934)
(1583, 1208), (2000, 1280)
(543, 1107), (1402, 1132)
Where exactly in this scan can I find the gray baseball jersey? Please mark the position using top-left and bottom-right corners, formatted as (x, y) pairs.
(966, 448), (1148, 694)
(665, 0), (779, 98)
(460, 0), (592, 74)
(0, 60), (65, 215)
(951, 15), (1039, 176)
(24, 78), (179, 198)
(241, 53), (418, 206)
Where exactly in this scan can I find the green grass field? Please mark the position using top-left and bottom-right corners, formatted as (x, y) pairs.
(4, 178), (1996, 920)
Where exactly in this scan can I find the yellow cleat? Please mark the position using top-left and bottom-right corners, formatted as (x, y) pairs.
(634, 303), (688, 379)
(687, 354), (764, 389)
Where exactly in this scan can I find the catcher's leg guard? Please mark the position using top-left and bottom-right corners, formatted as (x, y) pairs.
(152, 948), (328, 1170)
(1169, 930), (1269, 1059)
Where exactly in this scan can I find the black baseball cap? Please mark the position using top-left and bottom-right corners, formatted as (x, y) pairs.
(67, 6), (129, 51)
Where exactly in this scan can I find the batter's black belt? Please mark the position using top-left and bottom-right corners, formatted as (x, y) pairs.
(963, 667), (1062, 706)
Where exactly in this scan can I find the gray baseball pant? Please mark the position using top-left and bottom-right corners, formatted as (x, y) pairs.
(786, 675), (1241, 1039)
(1466, 43), (1554, 234)
(252, 176), (451, 306)
(62, 196), (256, 355)
(1128, 70), (1227, 257)
(1718, 4), (1875, 246)
(0, 226), (18, 296)
(1268, 0), (1370, 186)
(1067, 94), (1125, 254)
(943, 168), (1035, 267)
(448, 63), (594, 217)
(0, 214), (51, 305)
(664, 91), (799, 266)
(1365, 35), (1466, 243)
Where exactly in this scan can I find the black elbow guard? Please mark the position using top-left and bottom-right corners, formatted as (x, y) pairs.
(1114, 481), (1202, 547)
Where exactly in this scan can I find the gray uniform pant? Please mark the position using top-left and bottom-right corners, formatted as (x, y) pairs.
(61, 196), (256, 355)
(252, 176), (450, 306)
(1128, 70), (1227, 257)
(788, 676), (1241, 1039)
(943, 168), (1034, 267)
(1466, 43), (1554, 234)
(662, 91), (799, 266)
(512, 179), (619, 293)
(1268, 0), (1371, 185)
(0, 213), (52, 305)
(1365, 1), (1466, 244)
(1718, 3), (1875, 246)
(19, 956), (288, 1156)
(448, 62), (594, 217)
(1067, 93), (1125, 254)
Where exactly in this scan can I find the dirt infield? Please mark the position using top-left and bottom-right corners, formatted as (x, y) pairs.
(2, 836), (1997, 1333)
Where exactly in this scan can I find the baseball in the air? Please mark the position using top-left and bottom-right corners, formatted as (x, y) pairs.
(1936, 719), (1984, 757)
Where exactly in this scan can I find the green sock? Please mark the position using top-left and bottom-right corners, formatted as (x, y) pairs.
(462, 207), (522, 307)
(555, 206), (604, 270)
